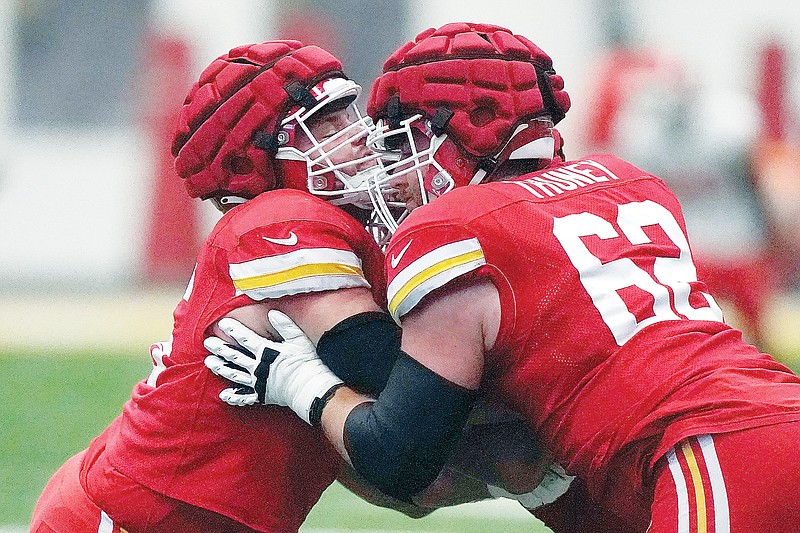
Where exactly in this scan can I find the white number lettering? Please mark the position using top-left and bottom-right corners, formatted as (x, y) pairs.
(553, 200), (722, 345)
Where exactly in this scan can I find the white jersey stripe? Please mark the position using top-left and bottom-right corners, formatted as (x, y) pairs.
(667, 447), (690, 533)
(391, 256), (486, 320)
(680, 441), (707, 532)
(387, 239), (483, 300)
(238, 274), (370, 301)
(229, 247), (368, 299)
(230, 248), (363, 283)
(97, 511), (113, 533)
(182, 265), (196, 301)
(387, 238), (485, 320)
(697, 435), (730, 533)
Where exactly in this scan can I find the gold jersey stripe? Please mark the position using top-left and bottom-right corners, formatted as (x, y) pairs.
(388, 249), (484, 317)
(681, 441), (707, 533)
(234, 262), (364, 291)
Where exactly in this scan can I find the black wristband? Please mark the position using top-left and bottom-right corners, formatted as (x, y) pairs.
(308, 383), (346, 426)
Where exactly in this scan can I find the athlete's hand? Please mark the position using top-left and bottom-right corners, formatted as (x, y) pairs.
(442, 399), (574, 510)
(203, 328), (270, 407)
(204, 311), (343, 424)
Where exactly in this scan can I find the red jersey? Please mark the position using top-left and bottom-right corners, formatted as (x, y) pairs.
(93, 189), (386, 531)
(384, 154), (800, 496)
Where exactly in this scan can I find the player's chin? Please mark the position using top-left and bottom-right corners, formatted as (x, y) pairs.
(402, 189), (425, 210)
(405, 197), (423, 212)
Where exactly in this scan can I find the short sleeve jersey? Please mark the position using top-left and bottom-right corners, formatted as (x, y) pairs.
(384, 154), (800, 492)
(100, 189), (386, 531)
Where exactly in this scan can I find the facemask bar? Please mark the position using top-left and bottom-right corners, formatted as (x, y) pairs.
(303, 115), (383, 209)
(362, 207), (397, 250)
(366, 114), (450, 233)
(276, 78), (385, 210)
(366, 173), (409, 235)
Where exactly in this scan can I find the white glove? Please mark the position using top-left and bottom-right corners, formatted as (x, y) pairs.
(204, 311), (343, 424)
(203, 330), (265, 407)
(486, 463), (574, 510)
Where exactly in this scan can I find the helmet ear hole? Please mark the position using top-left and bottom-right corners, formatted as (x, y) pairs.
(226, 155), (254, 175)
(470, 106), (496, 127)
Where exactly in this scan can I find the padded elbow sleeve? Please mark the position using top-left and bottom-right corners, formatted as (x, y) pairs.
(317, 311), (401, 395)
(343, 353), (477, 502)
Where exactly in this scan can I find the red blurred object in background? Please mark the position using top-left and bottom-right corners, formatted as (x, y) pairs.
(583, 43), (797, 347)
(139, 33), (201, 284)
(751, 41), (800, 296)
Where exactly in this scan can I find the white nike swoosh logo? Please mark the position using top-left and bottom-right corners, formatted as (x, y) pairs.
(262, 232), (298, 246)
(390, 240), (413, 269)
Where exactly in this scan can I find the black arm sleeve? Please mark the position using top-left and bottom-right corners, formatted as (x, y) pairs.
(343, 352), (477, 502)
(317, 311), (401, 395)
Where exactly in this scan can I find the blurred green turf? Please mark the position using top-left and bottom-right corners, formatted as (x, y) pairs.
(0, 352), (147, 526)
(0, 351), (549, 531)
(6, 345), (798, 531)
(303, 482), (542, 532)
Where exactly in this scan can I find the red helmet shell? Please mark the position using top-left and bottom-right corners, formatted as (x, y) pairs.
(172, 41), (344, 199)
(367, 22), (570, 158)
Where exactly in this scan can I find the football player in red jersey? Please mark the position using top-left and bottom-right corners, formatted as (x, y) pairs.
(31, 40), (402, 533)
(206, 23), (800, 532)
(32, 38), (572, 532)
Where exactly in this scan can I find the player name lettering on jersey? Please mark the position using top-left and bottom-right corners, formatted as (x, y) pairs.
(512, 159), (621, 199)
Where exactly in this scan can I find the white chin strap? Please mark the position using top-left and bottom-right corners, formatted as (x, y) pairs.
(469, 168), (490, 186)
(218, 195), (248, 205)
(210, 195), (249, 211)
(508, 135), (555, 160)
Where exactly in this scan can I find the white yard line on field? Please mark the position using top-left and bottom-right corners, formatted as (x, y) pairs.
(416, 497), (532, 519)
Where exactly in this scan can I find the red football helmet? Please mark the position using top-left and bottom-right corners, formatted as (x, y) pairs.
(172, 41), (381, 211)
(364, 22), (571, 231)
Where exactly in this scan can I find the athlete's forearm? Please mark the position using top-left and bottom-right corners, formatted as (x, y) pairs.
(320, 386), (371, 462)
(320, 353), (477, 502)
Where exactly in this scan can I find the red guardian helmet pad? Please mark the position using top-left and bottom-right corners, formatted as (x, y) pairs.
(171, 41), (381, 208)
(365, 22), (570, 230)
(368, 23), (570, 158)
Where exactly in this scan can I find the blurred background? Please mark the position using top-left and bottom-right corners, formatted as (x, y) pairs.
(0, 0), (799, 531)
